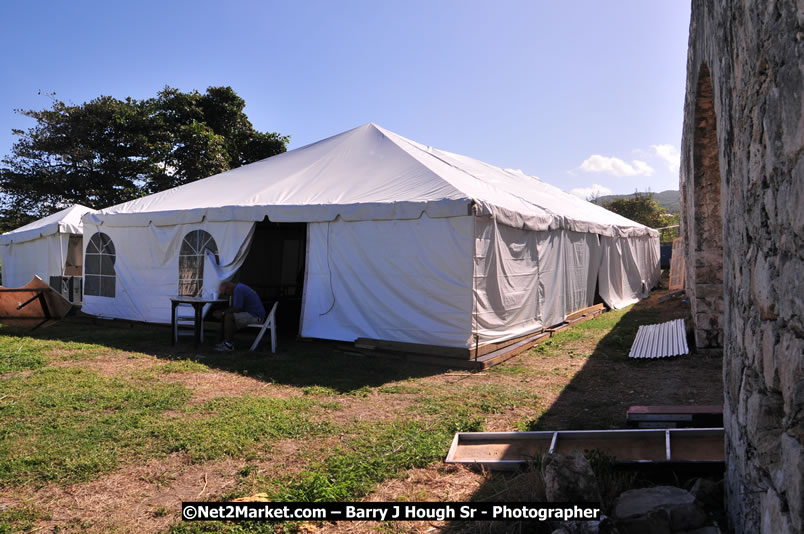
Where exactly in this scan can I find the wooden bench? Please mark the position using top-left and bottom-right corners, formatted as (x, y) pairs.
(626, 405), (723, 429)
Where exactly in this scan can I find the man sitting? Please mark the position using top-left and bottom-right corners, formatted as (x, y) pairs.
(214, 281), (266, 352)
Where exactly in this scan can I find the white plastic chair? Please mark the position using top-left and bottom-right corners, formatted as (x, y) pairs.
(247, 301), (278, 352)
(173, 302), (213, 344)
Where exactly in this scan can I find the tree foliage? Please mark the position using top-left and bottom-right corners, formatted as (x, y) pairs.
(602, 191), (673, 229)
(0, 87), (289, 230)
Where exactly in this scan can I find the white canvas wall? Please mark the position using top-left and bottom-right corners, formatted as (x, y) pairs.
(598, 235), (660, 309)
(0, 234), (70, 288)
(473, 219), (605, 343)
(301, 215), (658, 348)
(627, 234), (662, 292)
(81, 221), (254, 323)
(301, 215), (475, 347)
(473, 218), (543, 343)
(536, 229), (603, 329)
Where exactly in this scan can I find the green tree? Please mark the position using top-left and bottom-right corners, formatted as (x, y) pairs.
(0, 87), (289, 228)
(602, 191), (673, 229)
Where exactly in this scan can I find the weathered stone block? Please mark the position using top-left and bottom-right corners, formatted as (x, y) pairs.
(761, 488), (794, 534)
(612, 486), (707, 532)
(761, 324), (778, 390)
(750, 256), (777, 320)
(541, 451), (601, 503)
(781, 433), (803, 532)
(744, 389), (784, 467)
(778, 332), (804, 414)
(689, 477), (724, 512)
(788, 158), (804, 234)
(777, 255), (804, 330)
(724, 355), (744, 413)
(695, 283), (725, 300)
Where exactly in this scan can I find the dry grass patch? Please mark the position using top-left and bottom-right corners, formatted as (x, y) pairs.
(50, 350), (158, 376)
(156, 369), (300, 407)
(308, 392), (414, 427)
(7, 453), (284, 534)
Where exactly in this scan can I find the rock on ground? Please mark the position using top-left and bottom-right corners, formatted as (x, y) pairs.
(541, 451), (602, 503)
(612, 486), (708, 533)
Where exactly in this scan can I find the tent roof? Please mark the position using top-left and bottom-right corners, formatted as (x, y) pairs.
(87, 123), (656, 237)
(0, 204), (97, 245)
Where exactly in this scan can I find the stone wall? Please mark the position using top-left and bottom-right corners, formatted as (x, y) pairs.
(680, 1), (803, 533)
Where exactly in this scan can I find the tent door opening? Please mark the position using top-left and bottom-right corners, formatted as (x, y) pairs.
(238, 220), (306, 334)
(64, 235), (83, 276)
(49, 234), (83, 304)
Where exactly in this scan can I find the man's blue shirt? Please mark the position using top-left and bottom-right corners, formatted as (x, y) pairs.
(233, 283), (265, 320)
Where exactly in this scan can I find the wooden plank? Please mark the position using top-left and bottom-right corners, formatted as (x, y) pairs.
(355, 338), (469, 359)
(626, 405), (723, 429)
(358, 327), (556, 360)
(477, 332), (551, 368)
(668, 237), (686, 290)
(404, 353), (484, 370)
(350, 307), (608, 369)
(351, 331), (553, 370)
(627, 405), (723, 415)
(481, 312), (603, 369)
(472, 329), (549, 358)
(565, 303), (605, 322)
(350, 345), (484, 370)
(546, 322), (571, 334)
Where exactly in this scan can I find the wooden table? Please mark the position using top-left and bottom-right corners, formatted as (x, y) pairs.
(170, 296), (227, 347)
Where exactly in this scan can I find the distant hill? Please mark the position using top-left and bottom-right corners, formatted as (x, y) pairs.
(593, 190), (680, 213)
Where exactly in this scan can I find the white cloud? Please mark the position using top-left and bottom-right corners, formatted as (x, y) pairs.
(570, 183), (613, 200)
(632, 160), (654, 175)
(579, 155), (655, 177)
(651, 144), (681, 172)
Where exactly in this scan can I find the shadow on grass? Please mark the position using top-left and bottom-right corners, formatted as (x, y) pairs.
(525, 289), (715, 431)
(441, 288), (724, 532)
(0, 317), (446, 393)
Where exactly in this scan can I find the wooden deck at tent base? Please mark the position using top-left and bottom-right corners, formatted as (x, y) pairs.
(445, 428), (725, 471)
(349, 304), (606, 369)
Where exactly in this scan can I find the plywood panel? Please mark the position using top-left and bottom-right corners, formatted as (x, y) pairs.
(669, 238), (686, 290)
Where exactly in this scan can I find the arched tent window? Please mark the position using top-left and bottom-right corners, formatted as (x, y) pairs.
(85, 232), (116, 297)
(179, 230), (219, 296)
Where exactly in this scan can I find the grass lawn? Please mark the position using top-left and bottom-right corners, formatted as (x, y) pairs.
(0, 284), (722, 533)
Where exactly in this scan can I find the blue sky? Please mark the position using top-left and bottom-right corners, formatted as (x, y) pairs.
(0, 1), (690, 198)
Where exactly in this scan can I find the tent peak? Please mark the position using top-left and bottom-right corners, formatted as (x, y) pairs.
(0, 203), (97, 245)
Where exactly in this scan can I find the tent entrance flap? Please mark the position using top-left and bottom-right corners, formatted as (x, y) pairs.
(64, 235), (83, 276)
(238, 220), (306, 333)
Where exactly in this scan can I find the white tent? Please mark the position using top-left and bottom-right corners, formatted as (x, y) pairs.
(82, 123), (659, 347)
(0, 204), (96, 290)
